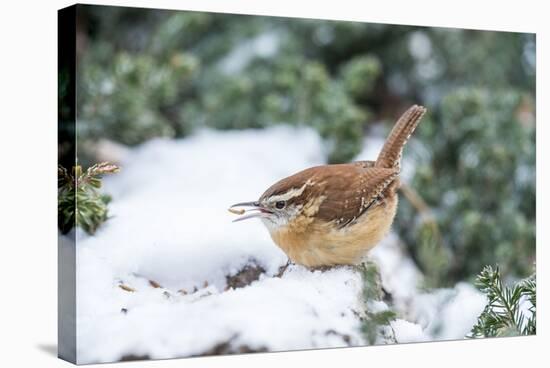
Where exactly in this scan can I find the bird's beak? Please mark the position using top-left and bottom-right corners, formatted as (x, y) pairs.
(229, 201), (273, 222)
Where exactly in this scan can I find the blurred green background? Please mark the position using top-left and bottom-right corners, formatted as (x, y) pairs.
(72, 5), (535, 287)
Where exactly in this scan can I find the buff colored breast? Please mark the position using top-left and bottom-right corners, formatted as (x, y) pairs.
(268, 195), (398, 268)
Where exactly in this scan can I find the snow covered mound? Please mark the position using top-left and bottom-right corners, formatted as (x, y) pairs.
(72, 126), (485, 364)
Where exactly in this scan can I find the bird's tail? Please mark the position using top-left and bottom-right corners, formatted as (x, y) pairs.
(375, 105), (427, 169)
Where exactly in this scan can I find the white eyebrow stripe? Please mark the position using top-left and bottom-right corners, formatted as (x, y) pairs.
(267, 182), (309, 203)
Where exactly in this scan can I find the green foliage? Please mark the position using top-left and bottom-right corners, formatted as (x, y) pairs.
(341, 55), (381, 98)
(58, 162), (120, 235)
(79, 50), (199, 145)
(396, 89), (535, 285)
(469, 265), (536, 338)
(414, 220), (450, 289)
(76, 10), (387, 163)
(359, 261), (397, 344)
(178, 56), (372, 163)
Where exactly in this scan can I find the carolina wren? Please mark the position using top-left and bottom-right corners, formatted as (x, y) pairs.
(230, 105), (427, 268)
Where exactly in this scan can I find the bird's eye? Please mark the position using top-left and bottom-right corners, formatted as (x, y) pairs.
(275, 201), (285, 209)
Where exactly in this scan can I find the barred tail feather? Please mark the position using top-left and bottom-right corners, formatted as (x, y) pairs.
(375, 105), (427, 169)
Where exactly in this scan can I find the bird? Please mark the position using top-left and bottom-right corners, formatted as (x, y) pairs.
(229, 105), (427, 268)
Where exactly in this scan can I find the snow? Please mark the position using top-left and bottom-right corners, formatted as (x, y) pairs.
(70, 126), (486, 364)
(76, 264), (365, 363)
(391, 319), (430, 343)
(407, 283), (487, 339)
(370, 233), (422, 305)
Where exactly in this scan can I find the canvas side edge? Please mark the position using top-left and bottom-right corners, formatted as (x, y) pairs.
(58, 4), (77, 365)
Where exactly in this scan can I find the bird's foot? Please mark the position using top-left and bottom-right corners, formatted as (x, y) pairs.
(275, 259), (292, 278)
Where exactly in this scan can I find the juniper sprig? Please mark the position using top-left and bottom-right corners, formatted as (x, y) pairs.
(469, 265), (536, 338)
(58, 162), (120, 235)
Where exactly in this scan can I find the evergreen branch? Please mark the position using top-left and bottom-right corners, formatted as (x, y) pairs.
(79, 162), (120, 187)
(469, 265), (536, 338)
(58, 165), (74, 188)
(58, 162), (119, 234)
(359, 261), (398, 345)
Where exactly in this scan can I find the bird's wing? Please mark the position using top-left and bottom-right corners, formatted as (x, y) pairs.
(316, 165), (399, 227)
(351, 160), (376, 168)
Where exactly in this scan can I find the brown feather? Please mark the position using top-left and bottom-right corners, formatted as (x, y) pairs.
(261, 164), (398, 227)
(314, 165), (398, 227)
(351, 160), (376, 168)
(376, 105), (426, 169)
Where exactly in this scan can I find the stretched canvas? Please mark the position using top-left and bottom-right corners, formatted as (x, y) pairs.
(58, 4), (536, 364)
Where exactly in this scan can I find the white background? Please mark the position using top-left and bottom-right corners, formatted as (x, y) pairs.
(0, 0), (546, 367)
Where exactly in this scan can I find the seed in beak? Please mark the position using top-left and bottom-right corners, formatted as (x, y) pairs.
(228, 208), (245, 215)
(228, 201), (272, 222)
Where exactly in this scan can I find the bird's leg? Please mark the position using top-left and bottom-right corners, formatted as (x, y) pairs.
(275, 258), (292, 278)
